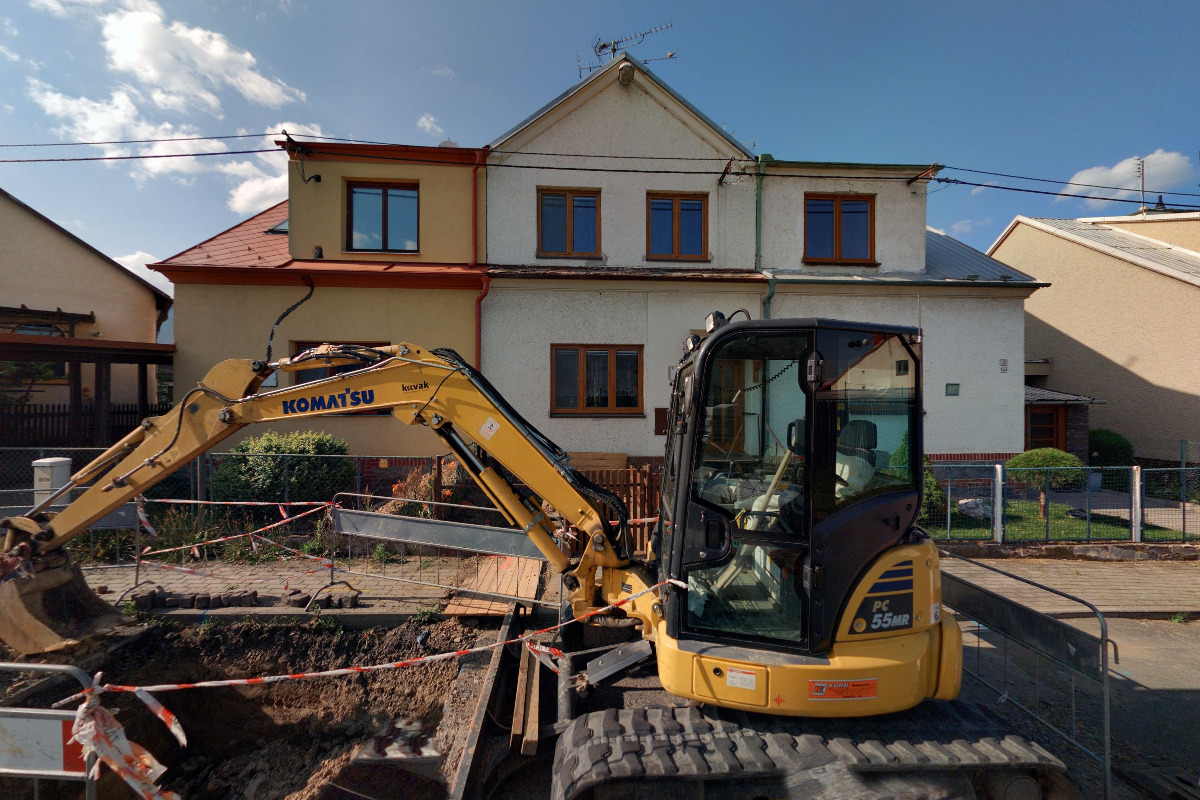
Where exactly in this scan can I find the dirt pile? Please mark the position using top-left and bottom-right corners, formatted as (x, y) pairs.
(2, 617), (477, 800)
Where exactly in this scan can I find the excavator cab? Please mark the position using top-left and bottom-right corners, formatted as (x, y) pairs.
(653, 317), (956, 716)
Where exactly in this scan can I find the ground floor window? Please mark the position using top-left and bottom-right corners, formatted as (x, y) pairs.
(551, 344), (643, 414)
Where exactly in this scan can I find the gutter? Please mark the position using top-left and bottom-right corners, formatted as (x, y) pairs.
(756, 155), (768, 316)
(764, 274), (1050, 290)
(473, 148), (488, 368)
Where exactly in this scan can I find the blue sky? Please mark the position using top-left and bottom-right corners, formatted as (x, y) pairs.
(2, 0), (1199, 308)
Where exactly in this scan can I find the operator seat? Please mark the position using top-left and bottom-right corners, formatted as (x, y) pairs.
(835, 420), (877, 500)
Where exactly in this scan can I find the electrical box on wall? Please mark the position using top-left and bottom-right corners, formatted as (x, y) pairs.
(1000, 359), (1008, 373)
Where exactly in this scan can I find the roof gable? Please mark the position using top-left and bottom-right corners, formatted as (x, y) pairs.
(991, 216), (1200, 289)
(489, 54), (754, 160)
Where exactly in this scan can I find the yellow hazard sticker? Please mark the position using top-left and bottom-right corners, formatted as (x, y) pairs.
(808, 678), (878, 700)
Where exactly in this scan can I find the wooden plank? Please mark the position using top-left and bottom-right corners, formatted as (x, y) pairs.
(513, 558), (542, 601)
(569, 451), (627, 471)
(520, 648), (541, 756)
(443, 554), (543, 616)
(509, 645), (532, 750)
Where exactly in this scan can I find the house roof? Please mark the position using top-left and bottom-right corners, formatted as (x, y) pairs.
(1025, 385), (1103, 405)
(152, 201), (485, 289)
(0, 185), (172, 310)
(925, 228), (1037, 282)
(488, 54), (755, 159)
(990, 216), (1200, 288)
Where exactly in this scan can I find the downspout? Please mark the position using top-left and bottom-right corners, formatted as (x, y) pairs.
(473, 148), (489, 368)
(756, 154), (775, 319)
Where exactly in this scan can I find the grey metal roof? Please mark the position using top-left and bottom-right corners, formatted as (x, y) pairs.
(925, 228), (1036, 282)
(1028, 217), (1200, 284)
(1024, 386), (1102, 404)
(488, 54), (755, 159)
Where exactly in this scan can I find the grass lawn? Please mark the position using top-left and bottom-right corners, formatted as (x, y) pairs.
(929, 499), (1177, 543)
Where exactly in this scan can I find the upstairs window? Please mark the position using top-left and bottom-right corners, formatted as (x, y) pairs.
(647, 192), (707, 260)
(804, 194), (875, 264)
(347, 183), (418, 252)
(538, 188), (601, 257)
(551, 345), (643, 415)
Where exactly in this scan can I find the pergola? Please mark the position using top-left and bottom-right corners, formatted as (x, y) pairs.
(0, 332), (175, 446)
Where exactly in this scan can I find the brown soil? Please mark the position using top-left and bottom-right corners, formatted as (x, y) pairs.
(1, 617), (479, 800)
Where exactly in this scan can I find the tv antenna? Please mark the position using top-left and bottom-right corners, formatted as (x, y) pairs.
(579, 23), (676, 77)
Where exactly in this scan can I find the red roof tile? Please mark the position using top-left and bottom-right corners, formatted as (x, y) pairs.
(157, 201), (292, 269)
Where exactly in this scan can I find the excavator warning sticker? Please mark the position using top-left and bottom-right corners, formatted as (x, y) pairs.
(808, 679), (878, 700)
(478, 417), (500, 440)
(726, 668), (757, 690)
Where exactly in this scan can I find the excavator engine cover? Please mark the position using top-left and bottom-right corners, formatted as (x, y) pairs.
(0, 562), (127, 654)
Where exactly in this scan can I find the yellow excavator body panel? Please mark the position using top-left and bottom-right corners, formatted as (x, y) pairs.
(654, 541), (962, 717)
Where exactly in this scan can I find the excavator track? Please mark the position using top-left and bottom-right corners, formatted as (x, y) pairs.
(552, 702), (1082, 800)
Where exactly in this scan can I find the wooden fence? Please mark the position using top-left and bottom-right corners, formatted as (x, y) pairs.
(580, 465), (662, 555)
(0, 402), (173, 447)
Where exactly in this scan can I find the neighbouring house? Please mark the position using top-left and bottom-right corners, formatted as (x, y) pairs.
(0, 186), (172, 446)
(482, 55), (1042, 463)
(152, 141), (487, 456)
(989, 210), (1200, 465)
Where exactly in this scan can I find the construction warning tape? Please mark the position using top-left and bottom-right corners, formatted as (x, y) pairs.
(141, 499), (330, 507)
(135, 496), (158, 539)
(139, 503), (333, 557)
(56, 579), (688, 704)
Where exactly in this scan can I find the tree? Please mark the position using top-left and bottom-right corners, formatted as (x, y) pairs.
(1005, 448), (1085, 519)
(0, 361), (54, 406)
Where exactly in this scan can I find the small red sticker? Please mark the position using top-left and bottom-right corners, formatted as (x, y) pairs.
(773, 694), (784, 707)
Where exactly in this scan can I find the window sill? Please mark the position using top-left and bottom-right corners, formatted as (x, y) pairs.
(343, 250), (420, 256)
(550, 412), (646, 419)
(644, 255), (711, 263)
(802, 260), (880, 267)
(536, 253), (605, 260)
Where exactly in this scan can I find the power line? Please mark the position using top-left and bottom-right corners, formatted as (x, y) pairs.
(943, 164), (1200, 200)
(0, 149), (275, 164)
(0, 132), (274, 148)
(933, 177), (1200, 210)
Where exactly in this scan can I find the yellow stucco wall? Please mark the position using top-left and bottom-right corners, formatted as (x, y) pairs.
(173, 283), (477, 455)
(286, 157), (485, 265)
(993, 224), (1200, 461)
(0, 191), (162, 404)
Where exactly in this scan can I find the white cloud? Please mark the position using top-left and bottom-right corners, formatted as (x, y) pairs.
(950, 218), (991, 236)
(1059, 149), (1193, 209)
(27, 78), (227, 180)
(99, 0), (305, 117)
(426, 66), (454, 79)
(114, 250), (173, 296)
(927, 226), (947, 236)
(969, 182), (997, 197)
(27, 0), (107, 18)
(220, 121), (324, 214)
(2, 17), (18, 36)
(0, 44), (19, 61)
(417, 112), (443, 137)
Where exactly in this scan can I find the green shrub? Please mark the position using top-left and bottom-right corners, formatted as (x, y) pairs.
(1006, 448), (1085, 518)
(212, 430), (356, 504)
(1089, 428), (1135, 467)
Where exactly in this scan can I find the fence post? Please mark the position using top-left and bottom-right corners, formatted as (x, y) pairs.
(1182, 440), (1189, 541)
(1044, 467), (1051, 542)
(433, 457), (443, 520)
(993, 464), (1004, 543)
(282, 455), (290, 504)
(945, 466), (952, 540)
(1131, 465), (1142, 543)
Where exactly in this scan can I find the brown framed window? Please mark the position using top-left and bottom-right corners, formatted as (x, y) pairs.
(804, 193), (875, 264)
(646, 192), (707, 260)
(551, 345), (643, 415)
(291, 341), (391, 414)
(538, 188), (601, 257)
(1026, 404), (1066, 450)
(347, 182), (418, 252)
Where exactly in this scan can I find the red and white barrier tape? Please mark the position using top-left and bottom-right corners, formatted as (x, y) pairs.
(57, 579), (686, 704)
(135, 496), (158, 539)
(139, 503), (332, 558)
(140, 499), (329, 507)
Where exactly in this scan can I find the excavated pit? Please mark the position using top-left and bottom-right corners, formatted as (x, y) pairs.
(1, 617), (483, 800)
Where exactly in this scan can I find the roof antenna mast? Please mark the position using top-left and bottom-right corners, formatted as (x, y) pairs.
(580, 23), (676, 77)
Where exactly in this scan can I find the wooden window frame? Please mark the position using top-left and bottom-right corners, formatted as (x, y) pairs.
(645, 192), (708, 261)
(537, 187), (602, 258)
(803, 193), (876, 265)
(291, 340), (391, 415)
(1026, 404), (1066, 450)
(550, 344), (644, 416)
(345, 182), (420, 253)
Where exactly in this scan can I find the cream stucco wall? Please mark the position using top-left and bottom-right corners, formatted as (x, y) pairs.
(287, 157), (485, 265)
(769, 287), (1029, 456)
(487, 74), (755, 270)
(0, 191), (162, 404)
(1098, 213), (1200, 252)
(760, 167), (929, 274)
(480, 280), (762, 456)
(173, 283), (477, 455)
(480, 281), (1028, 457)
(992, 224), (1200, 461)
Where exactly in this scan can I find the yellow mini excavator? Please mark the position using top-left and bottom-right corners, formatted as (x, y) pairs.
(0, 314), (1081, 799)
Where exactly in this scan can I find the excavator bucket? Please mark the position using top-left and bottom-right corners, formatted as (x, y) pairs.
(0, 564), (127, 655)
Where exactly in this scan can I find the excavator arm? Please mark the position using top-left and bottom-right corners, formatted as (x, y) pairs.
(0, 342), (660, 654)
